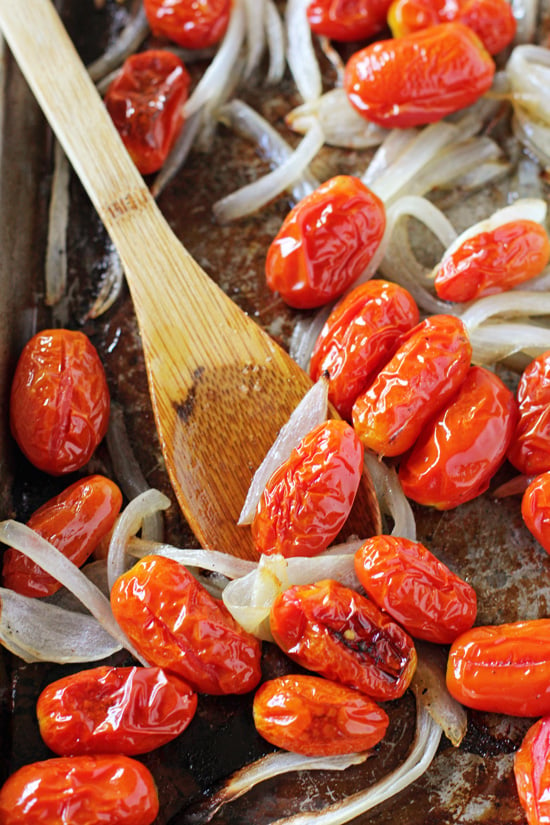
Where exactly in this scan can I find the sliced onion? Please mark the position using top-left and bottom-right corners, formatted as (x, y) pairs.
(511, 0), (538, 44)
(289, 304), (332, 371)
(85, 239), (125, 320)
(512, 107), (550, 170)
(406, 137), (506, 198)
(243, 0), (266, 79)
(362, 127), (419, 188)
(287, 89), (388, 149)
(44, 140), (69, 307)
(460, 290), (550, 333)
(285, 0), (322, 103)
(507, 45), (550, 122)
(88, 4), (149, 83)
(48, 559), (111, 609)
(412, 641), (468, 748)
(264, 0), (286, 84)
(126, 537), (257, 579)
(468, 321), (550, 364)
(363, 453), (416, 541)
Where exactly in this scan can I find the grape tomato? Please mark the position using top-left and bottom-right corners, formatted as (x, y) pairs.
(522, 472), (550, 555)
(306, 0), (393, 41)
(514, 716), (550, 825)
(143, 0), (231, 49)
(508, 351), (550, 476)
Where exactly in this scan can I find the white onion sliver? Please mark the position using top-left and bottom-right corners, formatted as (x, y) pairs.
(285, 0), (322, 103)
(288, 89), (387, 150)
(413, 641), (468, 748)
(45, 140), (69, 307)
(386, 195), (458, 251)
(86, 241), (125, 320)
(363, 453), (416, 541)
(88, 4), (149, 82)
(126, 536), (257, 579)
(264, 0), (286, 84)
(469, 322), (550, 364)
(460, 291), (550, 333)
(243, 0), (266, 79)
(289, 305), (332, 372)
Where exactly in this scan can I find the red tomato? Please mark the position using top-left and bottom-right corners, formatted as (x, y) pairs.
(10, 329), (110, 475)
(447, 619), (550, 716)
(433, 220), (550, 303)
(265, 176), (386, 309)
(2, 475), (122, 598)
(251, 420), (364, 558)
(522, 472), (550, 555)
(105, 50), (190, 175)
(352, 314), (472, 457)
(306, 0), (393, 41)
(110, 555), (262, 695)
(344, 23), (495, 128)
(270, 579), (417, 701)
(253, 674), (389, 756)
(0, 754), (159, 825)
(354, 535), (477, 643)
(398, 365), (518, 509)
(514, 716), (550, 825)
(37, 666), (197, 756)
(143, 0), (231, 49)
(309, 280), (420, 421)
(508, 351), (550, 476)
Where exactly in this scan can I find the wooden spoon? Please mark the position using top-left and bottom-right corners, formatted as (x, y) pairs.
(0, 0), (380, 560)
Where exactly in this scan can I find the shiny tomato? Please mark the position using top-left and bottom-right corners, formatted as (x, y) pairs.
(265, 176), (386, 309)
(270, 579), (417, 701)
(514, 716), (550, 825)
(306, 0), (393, 41)
(447, 619), (550, 716)
(0, 754), (159, 825)
(354, 535), (477, 644)
(253, 674), (389, 756)
(309, 280), (420, 421)
(344, 22), (495, 128)
(352, 314), (472, 457)
(105, 50), (190, 175)
(522, 472), (550, 555)
(251, 420), (364, 558)
(110, 555), (262, 695)
(10, 329), (110, 475)
(433, 220), (550, 303)
(2, 475), (122, 598)
(508, 351), (550, 476)
(398, 365), (518, 509)
(37, 666), (197, 756)
(143, 0), (231, 49)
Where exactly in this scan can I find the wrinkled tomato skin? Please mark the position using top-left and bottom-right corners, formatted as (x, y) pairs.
(2, 475), (122, 598)
(447, 619), (550, 716)
(105, 50), (190, 175)
(37, 666), (197, 756)
(344, 23), (495, 128)
(143, 0), (231, 49)
(10, 329), (110, 476)
(309, 280), (420, 421)
(253, 674), (389, 757)
(251, 420), (364, 558)
(0, 754), (159, 825)
(398, 366), (518, 509)
(265, 176), (386, 309)
(354, 535), (477, 644)
(270, 579), (417, 701)
(508, 352), (550, 476)
(514, 716), (550, 825)
(521, 473), (550, 555)
(110, 555), (262, 695)
(433, 220), (550, 303)
(352, 314), (472, 457)
(306, 0), (393, 41)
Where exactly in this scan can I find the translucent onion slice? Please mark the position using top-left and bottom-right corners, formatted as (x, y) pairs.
(45, 140), (69, 307)
(287, 89), (388, 149)
(285, 0), (322, 103)
(243, 0), (266, 79)
(48, 560), (111, 609)
(507, 45), (550, 122)
(460, 290), (550, 333)
(85, 240), (125, 320)
(363, 453), (416, 541)
(289, 304), (332, 371)
(468, 321), (550, 364)
(87, 3), (149, 82)
(238, 375), (329, 525)
(264, 0), (286, 84)
(0, 587), (122, 664)
(362, 127), (419, 188)
(126, 536), (257, 579)
(405, 137), (506, 199)
(511, 0), (537, 44)
(412, 641), (468, 747)
(512, 107), (550, 170)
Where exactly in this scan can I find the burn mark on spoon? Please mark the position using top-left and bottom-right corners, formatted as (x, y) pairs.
(174, 366), (206, 423)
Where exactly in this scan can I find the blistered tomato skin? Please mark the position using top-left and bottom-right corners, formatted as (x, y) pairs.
(508, 352), (550, 476)
(265, 176), (386, 309)
(354, 536), (477, 644)
(110, 555), (262, 695)
(0, 754), (159, 825)
(105, 50), (190, 175)
(2, 475), (122, 598)
(306, 0), (393, 41)
(37, 666), (197, 756)
(143, 0), (231, 49)
(270, 579), (417, 701)
(522, 473), (550, 554)
(398, 366), (518, 510)
(433, 220), (550, 303)
(309, 280), (420, 421)
(251, 420), (364, 558)
(10, 329), (110, 476)
(352, 314), (472, 458)
(344, 23), (495, 128)
(447, 619), (550, 716)
(514, 716), (550, 825)
(253, 674), (389, 757)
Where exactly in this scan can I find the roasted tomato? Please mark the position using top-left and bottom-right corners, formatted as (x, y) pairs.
(2, 475), (122, 598)
(270, 579), (417, 701)
(251, 420), (364, 558)
(398, 365), (518, 509)
(522, 472), (550, 555)
(265, 176), (386, 309)
(37, 666), (197, 756)
(143, 0), (231, 49)
(354, 535), (477, 643)
(253, 674), (389, 756)
(105, 50), (190, 175)
(344, 22), (495, 128)
(508, 351), (550, 476)
(309, 280), (420, 421)
(10, 329), (110, 475)
(514, 716), (550, 825)
(0, 754), (159, 825)
(306, 0), (393, 41)
(352, 314), (472, 457)
(447, 619), (550, 716)
(433, 220), (550, 303)
(110, 555), (262, 695)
